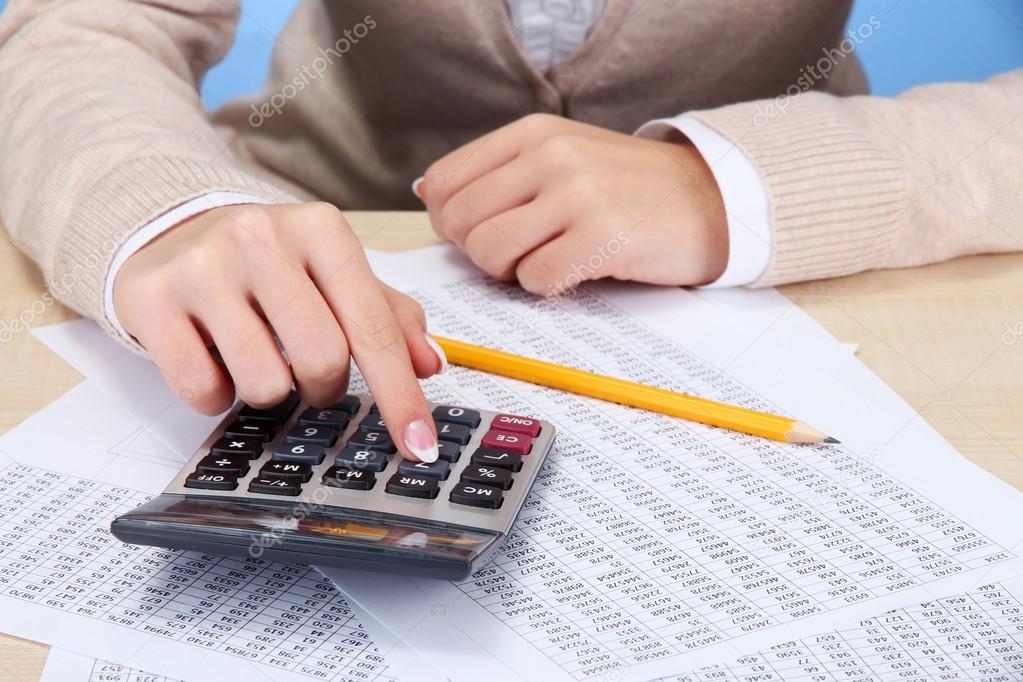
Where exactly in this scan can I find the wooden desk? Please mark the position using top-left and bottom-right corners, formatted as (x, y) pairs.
(2, 211), (1021, 680)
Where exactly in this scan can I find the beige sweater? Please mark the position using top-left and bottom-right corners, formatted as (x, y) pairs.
(1, 0), (1021, 344)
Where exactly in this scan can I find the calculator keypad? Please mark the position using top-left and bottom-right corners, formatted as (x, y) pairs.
(179, 396), (553, 534)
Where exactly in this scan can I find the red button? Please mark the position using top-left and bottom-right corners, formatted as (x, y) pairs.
(491, 414), (541, 437)
(480, 429), (532, 454)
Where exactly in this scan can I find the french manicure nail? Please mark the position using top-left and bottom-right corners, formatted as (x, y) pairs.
(424, 333), (448, 374)
(411, 176), (424, 199)
(403, 418), (439, 463)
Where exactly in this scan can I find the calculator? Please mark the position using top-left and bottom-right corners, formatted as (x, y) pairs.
(111, 392), (556, 580)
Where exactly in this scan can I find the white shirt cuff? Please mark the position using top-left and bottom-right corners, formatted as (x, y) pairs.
(635, 116), (772, 288)
(103, 192), (277, 347)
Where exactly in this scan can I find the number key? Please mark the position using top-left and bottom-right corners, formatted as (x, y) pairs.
(347, 430), (396, 453)
(434, 421), (472, 445)
(334, 447), (388, 472)
(285, 424), (337, 447)
(298, 407), (349, 429)
(431, 405), (480, 428)
(397, 459), (450, 480)
(272, 442), (325, 465)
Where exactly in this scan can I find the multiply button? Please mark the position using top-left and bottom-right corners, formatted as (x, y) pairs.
(491, 414), (541, 437)
(480, 429), (531, 454)
(211, 436), (262, 459)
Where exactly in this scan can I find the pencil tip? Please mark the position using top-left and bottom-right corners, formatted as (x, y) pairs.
(824, 436), (840, 444)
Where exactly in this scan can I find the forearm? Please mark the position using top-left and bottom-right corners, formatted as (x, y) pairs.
(0, 0), (296, 335)
(686, 69), (1023, 286)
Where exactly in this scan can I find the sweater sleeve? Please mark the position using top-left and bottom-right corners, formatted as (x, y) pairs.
(0, 0), (298, 342)
(687, 68), (1023, 287)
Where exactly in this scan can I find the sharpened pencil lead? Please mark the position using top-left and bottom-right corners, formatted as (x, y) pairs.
(824, 436), (840, 444)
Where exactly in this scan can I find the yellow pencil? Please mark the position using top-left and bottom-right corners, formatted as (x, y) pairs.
(432, 336), (838, 445)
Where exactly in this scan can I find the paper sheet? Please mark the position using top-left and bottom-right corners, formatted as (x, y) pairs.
(0, 382), (430, 682)
(41, 649), (180, 682)
(45, 573), (1023, 682)
(315, 246), (1023, 681)
(669, 576), (1023, 681)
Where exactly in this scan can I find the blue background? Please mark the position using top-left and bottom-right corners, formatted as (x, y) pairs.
(1, 0), (1021, 107)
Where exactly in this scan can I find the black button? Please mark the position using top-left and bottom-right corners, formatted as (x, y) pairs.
(237, 391), (299, 425)
(367, 403), (380, 414)
(248, 477), (302, 496)
(450, 482), (503, 509)
(461, 464), (512, 490)
(322, 467), (376, 490)
(438, 442), (462, 462)
(434, 421), (472, 445)
(298, 407), (349, 429)
(185, 472), (238, 490)
(347, 430), (396, 453)
(211, 435), (263, 459)
(397, 459), (450, 480)
(431, 406), (481, 428)
(196, 454), (250, 477)
(334, 447), (388, 472)
(358, 415), (389, 433)
(285, 424), (337, 447)
(225, 420), (276, 443)
(470, 447), (523, 471)
(272, 441), (325, 465)
(385, 473), (439, 499)
(329, 395), (362, 415)
(260, 461), (312, 482)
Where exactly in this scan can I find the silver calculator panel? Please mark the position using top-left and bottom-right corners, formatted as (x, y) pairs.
(162, 397), (555, 535)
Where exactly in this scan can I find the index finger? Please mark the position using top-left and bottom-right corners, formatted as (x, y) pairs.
(308, 227), (439, 463)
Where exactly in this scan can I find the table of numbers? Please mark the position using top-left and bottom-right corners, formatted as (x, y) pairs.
(412, 279), (1015, 679)
(675, 583), (1023, 681)
(0, 463), (395, 682)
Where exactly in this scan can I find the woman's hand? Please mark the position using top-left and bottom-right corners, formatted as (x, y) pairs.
(114, 202), (445, 462)
(418, 114), (729, 295)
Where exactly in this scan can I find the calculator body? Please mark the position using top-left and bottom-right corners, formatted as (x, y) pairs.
(111, 394), (556, 580)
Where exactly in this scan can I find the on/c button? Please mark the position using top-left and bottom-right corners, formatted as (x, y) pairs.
(491, 414), (541, 437)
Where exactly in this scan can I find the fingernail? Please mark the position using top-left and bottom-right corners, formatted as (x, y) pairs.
(423, 333), (448, 374)
(403, 418), (439, 462)
(411, 176), (424, 199)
